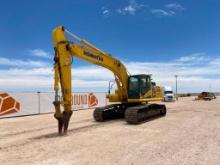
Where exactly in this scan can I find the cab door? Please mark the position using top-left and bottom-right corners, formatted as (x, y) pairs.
(140, 76), (151, 98)
(128, 76), (140, 99)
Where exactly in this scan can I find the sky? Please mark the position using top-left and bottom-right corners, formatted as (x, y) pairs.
(0, 0), (220, 93)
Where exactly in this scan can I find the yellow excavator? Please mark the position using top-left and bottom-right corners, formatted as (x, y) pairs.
(52, 26), (166, 135)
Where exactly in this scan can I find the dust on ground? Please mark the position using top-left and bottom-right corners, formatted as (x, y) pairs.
(0, 97), (220, 165)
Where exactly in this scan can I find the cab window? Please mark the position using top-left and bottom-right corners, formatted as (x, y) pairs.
(129, 77), (139, 91)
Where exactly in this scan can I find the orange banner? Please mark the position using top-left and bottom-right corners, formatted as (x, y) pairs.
(0, 93), (20, 116)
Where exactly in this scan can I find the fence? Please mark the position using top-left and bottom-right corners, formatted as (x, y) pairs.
(0, 92), (107, 119)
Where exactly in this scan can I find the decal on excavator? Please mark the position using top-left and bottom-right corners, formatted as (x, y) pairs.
(84, 51), (103, 62)
(0, 93), (20, 116)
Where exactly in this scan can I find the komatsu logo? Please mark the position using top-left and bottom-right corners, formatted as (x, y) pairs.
(84, 51), (103, 62)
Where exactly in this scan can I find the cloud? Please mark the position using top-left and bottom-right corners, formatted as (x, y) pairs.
(151, 9), (175, 17)
(0, 57), (48, 67)
(72, 66), (112, 80)
(0, 67), (52, 77)
(0, 66), (109, 91)
(102, 9), (110, 15)
(151, 2), (185, 17)
(1, 53), (220, 93)
(209, 58), (220, 65)
(116, 0), (147, 16)
(175, 53), (211, 63)
(101, 6), (110, 17)
(29, 49), (51, 58)
(101, 1), (184, 18)
(165, 3), (185, 11)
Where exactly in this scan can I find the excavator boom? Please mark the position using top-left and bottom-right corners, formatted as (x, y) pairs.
(53, 26), (130, 134)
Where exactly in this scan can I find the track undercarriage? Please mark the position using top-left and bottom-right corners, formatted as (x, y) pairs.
(93, 103), (166, 124)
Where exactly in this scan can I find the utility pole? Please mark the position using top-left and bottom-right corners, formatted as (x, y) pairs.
(175, 75), (178, 100)
(37, 91), (41, 114)
(209, 83), (212, 92)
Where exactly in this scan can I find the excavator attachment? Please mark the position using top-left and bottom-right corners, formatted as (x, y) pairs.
(53, 101), (72, 135)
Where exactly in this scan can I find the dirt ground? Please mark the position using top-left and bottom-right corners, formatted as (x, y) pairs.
(0, 97), (220, 165)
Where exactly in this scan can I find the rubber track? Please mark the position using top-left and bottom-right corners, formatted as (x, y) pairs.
(125, 105), (142, 124)
(93, 107), (104, 122)
(93, 104), (122, 122)
(125, 104), (166, 124)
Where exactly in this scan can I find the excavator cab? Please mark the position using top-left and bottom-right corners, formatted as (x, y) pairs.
(128, 74), (152, 99)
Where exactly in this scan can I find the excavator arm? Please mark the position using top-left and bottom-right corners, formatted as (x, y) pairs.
(52, 26), (129, 134)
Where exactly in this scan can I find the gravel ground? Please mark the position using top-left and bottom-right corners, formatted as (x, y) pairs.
(0, 97), (220, 165)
